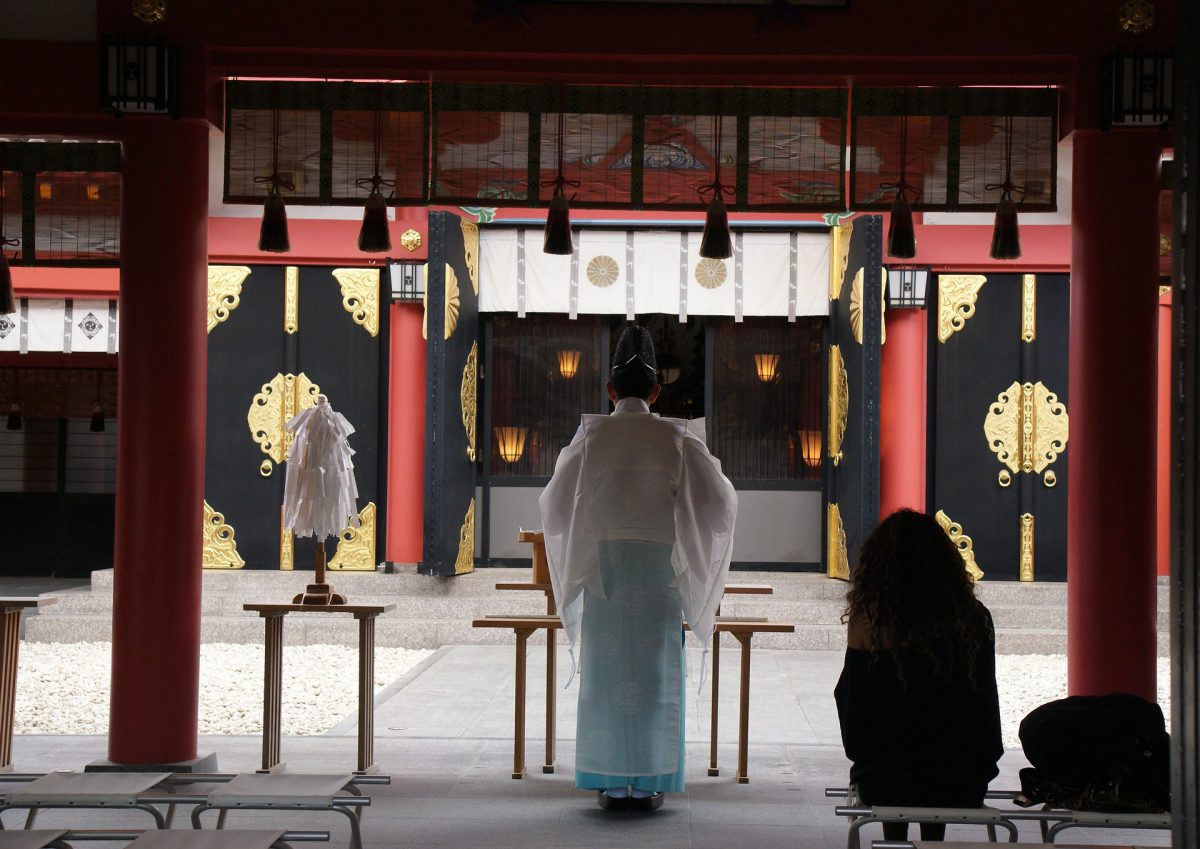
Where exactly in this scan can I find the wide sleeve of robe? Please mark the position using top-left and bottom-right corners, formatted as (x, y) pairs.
(538, 422), (603, 652)
(669, 419), (737, 649)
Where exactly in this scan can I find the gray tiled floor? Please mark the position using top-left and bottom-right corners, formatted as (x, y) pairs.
(8, 645), (1172, 848)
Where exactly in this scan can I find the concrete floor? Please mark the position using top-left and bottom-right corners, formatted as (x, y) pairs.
(7, 644), (1171, 848)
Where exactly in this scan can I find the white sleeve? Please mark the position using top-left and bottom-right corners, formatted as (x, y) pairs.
(669, 430), (737, 649)
(538, 422), (602, 653)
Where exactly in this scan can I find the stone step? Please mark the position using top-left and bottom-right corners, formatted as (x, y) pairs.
(89, 566), (1166, 606)
(23, 611), (1173, 657)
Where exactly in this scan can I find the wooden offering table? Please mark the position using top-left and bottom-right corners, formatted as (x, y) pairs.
(243, 602), (394, 774)
(0, 597), (55, 771)
(472, 614), (793, 783)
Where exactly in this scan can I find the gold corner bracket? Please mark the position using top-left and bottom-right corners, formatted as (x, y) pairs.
(202, 500), (245, 569)
(460, 219), (479, 295)
(207, 266), (251, 333)
(455, 498), (476, 575)
(826, 502), (850, 581)
(329, 503), (378, 571)
(332, 268), (380, 337)
(935, 509), (983, 581)
(937, 275), (986, 343)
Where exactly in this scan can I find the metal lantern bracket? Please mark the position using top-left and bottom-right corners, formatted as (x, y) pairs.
(100, 36), (180, 117)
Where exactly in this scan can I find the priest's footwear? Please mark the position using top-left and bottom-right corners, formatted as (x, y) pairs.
(629, 792), (664, 812)
(597, 790), (630, 811)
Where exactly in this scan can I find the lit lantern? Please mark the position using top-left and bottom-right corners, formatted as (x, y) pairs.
(556, 349), (581, 380)
(494, 426), (528, 464)
(754, 353), (780, 383)
(799, 430), (823, 469)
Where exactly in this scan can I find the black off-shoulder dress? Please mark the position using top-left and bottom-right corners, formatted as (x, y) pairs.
(833, 605), (1004, 809)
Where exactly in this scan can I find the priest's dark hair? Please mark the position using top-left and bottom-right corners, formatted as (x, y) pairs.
(610, 324), (658, 400)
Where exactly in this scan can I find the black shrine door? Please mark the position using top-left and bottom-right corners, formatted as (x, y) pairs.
(421, 211), (481, 576)
(928, 273), (1070, 581)
(825, 215), (883, 579)
(203, 264), (387, 571)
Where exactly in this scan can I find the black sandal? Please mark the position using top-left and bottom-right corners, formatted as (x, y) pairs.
(629, 792), (664, 812)
(597, 790), (630, 811)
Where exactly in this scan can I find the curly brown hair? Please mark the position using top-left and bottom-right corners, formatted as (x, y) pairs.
(842, 509), (992, 687)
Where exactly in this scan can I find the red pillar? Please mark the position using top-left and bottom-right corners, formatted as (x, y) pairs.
(1157, 290), (1171, 576)
(880, 308), (927, 517)
(385, 303), (426, 564)
(1067, 130), (1161, 700)
(108, 120), (209, 764)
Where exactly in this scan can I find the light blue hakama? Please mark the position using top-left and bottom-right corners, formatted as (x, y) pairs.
(573, 540), (685, 794)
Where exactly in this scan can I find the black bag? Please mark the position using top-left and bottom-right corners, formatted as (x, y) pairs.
(1017, 692), (1170, 813)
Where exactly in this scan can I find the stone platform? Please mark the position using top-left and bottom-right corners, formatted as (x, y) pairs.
(19, 567), (1172, 655)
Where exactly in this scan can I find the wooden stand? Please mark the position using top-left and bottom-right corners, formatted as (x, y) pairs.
(244, 602), (394, 773)
(0, 597), (55, 771)
(294, 540), (346, 605)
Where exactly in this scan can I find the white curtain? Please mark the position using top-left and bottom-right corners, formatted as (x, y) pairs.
(479, 227), (831, 318)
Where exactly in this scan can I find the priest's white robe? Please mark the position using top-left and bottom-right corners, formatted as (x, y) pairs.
(539, 396), (737, 790)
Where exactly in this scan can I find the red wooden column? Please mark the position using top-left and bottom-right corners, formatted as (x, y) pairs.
(385, 303), (426, 564)
(108, 120), (209, 764)
(1157, 289), (1171, 576)
(1067, 130), (1162, 701)
(880, 308), (927, 518)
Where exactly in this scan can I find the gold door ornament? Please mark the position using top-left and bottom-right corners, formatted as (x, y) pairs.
(935, 509), (984, 581)
(1021, 274), (1037, 342)
(983, 380), (1069, 486)
(332, 269), (380, 337)
(461, 341), (478, 462)
(401, 227), (423, 252)
(329, 502), (378, 571)
(455, 498), (476, 574)
(284, 266), (300, 334)
(206, 266), (251, 333)
(280, 517), (294, 571)
(849, 266), (887, 346)
(247, 373), (321, 468)
(828, 344), (848, 466)
(826, 502), (850, 580)
(1020, 513), (1035, 582)
(829, 221), (854, 301)
(937, 275), (987, 343)
(202, 500), (245, 569)
(460, 219), (479, 294)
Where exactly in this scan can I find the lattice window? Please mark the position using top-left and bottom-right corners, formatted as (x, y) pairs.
(711, 317), (825, 482)
(850, 87), (1058, 211)
(488, 314), (602, 478)
(0, 142), (121, 265)
(224, 81), (429, 205)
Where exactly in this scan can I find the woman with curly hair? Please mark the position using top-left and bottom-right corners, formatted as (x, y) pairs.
(834, 509), (1003, 842)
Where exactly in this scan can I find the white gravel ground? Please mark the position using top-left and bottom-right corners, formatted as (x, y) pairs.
(13, 645), (1172, 747)
(15, 643), (433, 736)
(996, 655), (1172, 748)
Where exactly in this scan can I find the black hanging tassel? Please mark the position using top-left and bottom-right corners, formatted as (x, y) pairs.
(90, 402), (105, 433)
(258, 190), (290, 253)
(989, 193), (1022, 260)
(543, 192), (573, 255)
(0, 250), (14, 316)
(887, 190), (916, 259)
(358, 189), (392, 253)
(6, 402), (21, 431)
(700, 193), (733, 259)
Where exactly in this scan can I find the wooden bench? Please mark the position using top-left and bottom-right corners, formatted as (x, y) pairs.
(472, 614), (794, 783)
